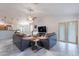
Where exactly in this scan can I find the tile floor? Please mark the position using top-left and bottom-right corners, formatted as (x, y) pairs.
(0, 38), (79, 56)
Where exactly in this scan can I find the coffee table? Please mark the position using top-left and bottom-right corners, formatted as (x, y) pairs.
(23, 36), (48, 51)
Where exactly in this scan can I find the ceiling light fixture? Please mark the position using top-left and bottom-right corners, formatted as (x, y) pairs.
(27, 8), (33, 21)
(27, 8), (37, 22)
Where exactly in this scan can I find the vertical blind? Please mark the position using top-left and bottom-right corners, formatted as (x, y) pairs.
(59, 21), (78, 44)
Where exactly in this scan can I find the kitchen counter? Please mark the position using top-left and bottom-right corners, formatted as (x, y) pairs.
(0, 30), (14, 40)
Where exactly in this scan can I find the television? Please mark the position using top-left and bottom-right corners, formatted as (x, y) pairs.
(38, 26), (47, 33)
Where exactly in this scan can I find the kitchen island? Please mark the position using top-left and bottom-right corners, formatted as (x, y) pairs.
(0, 30), (14, 40)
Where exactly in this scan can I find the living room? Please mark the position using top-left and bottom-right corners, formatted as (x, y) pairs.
(0, 3), (79, 56)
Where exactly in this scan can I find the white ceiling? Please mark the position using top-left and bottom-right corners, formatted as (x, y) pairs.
(0, 3), (79, 19)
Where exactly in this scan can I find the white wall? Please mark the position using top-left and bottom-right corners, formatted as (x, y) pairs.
(34, 16), (77, 33)
(34, 16), (79, 44)
(34, 16), (58, 33)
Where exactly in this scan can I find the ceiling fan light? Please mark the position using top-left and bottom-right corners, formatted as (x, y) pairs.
(28, 16), (33, 20)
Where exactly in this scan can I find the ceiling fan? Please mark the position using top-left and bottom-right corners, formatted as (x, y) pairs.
(27, 7), (37, 21)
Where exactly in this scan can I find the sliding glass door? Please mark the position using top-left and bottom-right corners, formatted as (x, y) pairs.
(67, 21), (78, 44)
(59, 23), (66, 42)
(58, 21), (78, 44)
